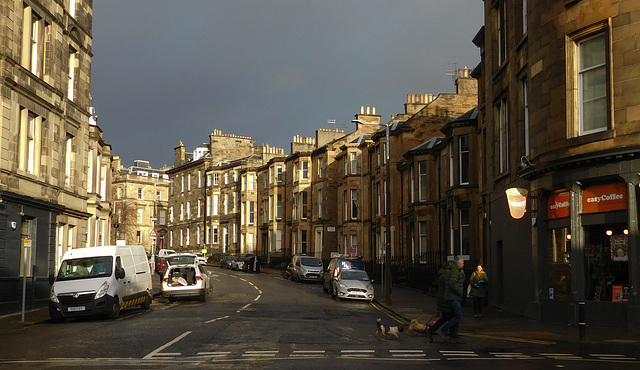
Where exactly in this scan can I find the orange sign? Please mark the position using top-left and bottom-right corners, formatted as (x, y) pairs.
(548, 192), (570, 219)
(582, 183), (627, 213)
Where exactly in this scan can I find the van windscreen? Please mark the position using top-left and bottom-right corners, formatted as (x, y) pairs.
(301, 257), (322, 267)
(56, 256), (113, 281)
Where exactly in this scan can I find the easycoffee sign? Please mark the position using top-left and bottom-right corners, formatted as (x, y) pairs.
(548, 192), (570, 219)
(582, 183), (627, 213)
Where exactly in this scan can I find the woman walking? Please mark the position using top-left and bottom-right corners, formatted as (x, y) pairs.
(470, 264), (489, 318)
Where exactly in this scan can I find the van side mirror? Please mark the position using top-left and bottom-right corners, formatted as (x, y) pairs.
(48, 273), (55, 285)
(115, 267), (125, 280)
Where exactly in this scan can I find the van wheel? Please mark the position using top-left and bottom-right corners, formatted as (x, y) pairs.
(107, 296), (121, 319)
(141, 294), (151, 310)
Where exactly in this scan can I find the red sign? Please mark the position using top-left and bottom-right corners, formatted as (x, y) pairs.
(548, 192), (570, 219)
(582, 183), (627, 213)
(150, 229), (157, 238)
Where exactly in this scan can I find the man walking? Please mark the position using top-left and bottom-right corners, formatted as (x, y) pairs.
(437, 255), (465, 344)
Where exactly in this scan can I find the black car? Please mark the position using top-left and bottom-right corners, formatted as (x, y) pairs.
(220, 256), (235, 269)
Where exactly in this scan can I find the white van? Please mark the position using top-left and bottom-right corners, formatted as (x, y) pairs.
(48, 245), (153, 321)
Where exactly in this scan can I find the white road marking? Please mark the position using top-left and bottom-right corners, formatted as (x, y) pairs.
(290, 350), (326, 358)
(242, 350), (278, 357)
(143, 331), (192, 359)
(236, 303), (252, 312)
(254, 294), (262, 301)
(197, 351), (231, 357)
(205, 315), (229, 324)
(340, 349), (375, 358)
(390, 349), (426, 358)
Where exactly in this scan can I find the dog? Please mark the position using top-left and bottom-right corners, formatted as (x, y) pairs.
(375, 317), (404, 339)
(407, 317), (438, 334)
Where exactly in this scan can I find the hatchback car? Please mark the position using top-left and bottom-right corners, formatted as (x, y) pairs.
(158, 253), (197, 277)
(331, 269), (374, 302)
(231, 257), (247, 271)
(220, 256), (235, 269)
(162, 263), (211, 301)
(195, 253), (207, 265)
(323, 256), (366, 293)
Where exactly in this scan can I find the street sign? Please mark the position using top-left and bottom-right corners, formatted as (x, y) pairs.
(150, 229), (157, 238)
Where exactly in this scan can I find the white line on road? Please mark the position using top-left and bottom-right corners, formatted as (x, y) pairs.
(254, 294), (261, 301)
(243, 350), (278, 357)
(236, 303), (252, 312)
(205, 315), (230, 324)
(143, 331), (192, 359)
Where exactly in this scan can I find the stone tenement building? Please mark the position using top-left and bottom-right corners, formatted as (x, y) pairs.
(111, 158), (171, 254)
(0, 0), (95, 315)
(475, 0), (640, 329)
(167, 130), (284, 255)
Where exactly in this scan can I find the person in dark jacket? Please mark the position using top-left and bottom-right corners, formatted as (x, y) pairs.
(470, 264), (488, 318)
(427, 263), (452, 342)
(437, 255), (466, 344)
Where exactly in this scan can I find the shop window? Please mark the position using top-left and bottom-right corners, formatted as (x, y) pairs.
(584, 224), (629, 302)
(548, 227), (571, 300)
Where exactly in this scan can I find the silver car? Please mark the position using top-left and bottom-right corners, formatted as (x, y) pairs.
(331, 269), (374, 302)
(162, 263), (212, 301)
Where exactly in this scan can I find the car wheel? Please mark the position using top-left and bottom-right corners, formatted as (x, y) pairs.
(141, 294), (151, 309)
(107, 296), (121, 319)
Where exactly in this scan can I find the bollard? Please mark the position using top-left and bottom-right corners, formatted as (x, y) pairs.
(578, 301), (586, 340)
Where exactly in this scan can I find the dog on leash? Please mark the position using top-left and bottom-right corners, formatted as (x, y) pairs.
(375, 317), (404, 339)
(407, 317), (436, 334)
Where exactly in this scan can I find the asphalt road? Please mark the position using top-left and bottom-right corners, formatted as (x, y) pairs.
(0, 265), (638, 369)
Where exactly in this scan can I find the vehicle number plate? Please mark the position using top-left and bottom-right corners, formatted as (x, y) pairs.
(68, 306), (85, 312)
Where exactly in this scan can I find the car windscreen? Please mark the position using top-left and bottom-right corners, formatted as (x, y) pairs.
(56, 256), (113, 281)
(166, 255), (196, 265)
(341, 270), (369, 281)
(301, 257), (322, 267)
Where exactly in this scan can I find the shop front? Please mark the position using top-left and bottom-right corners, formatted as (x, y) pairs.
(540, 180), (638, 328)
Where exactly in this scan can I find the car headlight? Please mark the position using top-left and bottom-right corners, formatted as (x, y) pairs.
(49, 288), (59, 304)
(339, 282), (347, 288)
(95, 280), (109, 299)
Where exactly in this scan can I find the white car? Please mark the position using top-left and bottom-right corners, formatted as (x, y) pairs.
(195, 253), (207, 265)
(331, 269), (374, 302)
(162, 263), (212, 301)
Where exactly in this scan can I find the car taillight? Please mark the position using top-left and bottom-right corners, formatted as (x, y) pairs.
(333, 267), (339, 278)
(162, 278), (168, 283)
(197, 276), (203, 281)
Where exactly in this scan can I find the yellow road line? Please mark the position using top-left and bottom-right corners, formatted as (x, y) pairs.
(370, 301), (406, 325)
(461, 332), (556, 345)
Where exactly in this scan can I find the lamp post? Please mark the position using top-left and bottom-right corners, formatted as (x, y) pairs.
(353, 119), (392, 303)
(112, 199), (127, 244)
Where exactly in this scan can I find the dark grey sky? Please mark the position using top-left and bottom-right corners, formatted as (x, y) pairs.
(92, 1), (483, 168)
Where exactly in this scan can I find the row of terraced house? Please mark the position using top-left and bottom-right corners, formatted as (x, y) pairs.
(2, 0), (640, 329)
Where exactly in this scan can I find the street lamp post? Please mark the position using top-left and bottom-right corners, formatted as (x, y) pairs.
(353, 119), (393, 304)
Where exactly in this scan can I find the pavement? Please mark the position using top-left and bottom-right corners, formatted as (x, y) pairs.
(2, 266), (638, 347)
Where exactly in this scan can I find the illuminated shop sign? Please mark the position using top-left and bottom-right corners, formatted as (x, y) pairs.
(548, 191), (570, 219)
(505, 187), (528, 219)
(581, 183), (627, 213)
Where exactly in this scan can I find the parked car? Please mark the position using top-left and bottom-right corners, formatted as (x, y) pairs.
(331, 269), (374, 302)
(158, 253), (197, 277)
(195, 253), (207, 265)
(231, 257), (247, 271)
(155, 249), (176, 275)
(162, 263), (211, 302)
(291, 255), (323, 283)
(220, 256), (235, 269)
(323, 256), (366, 293)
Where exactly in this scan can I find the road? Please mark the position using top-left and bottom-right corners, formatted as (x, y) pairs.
(0, 265), (638, 369)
